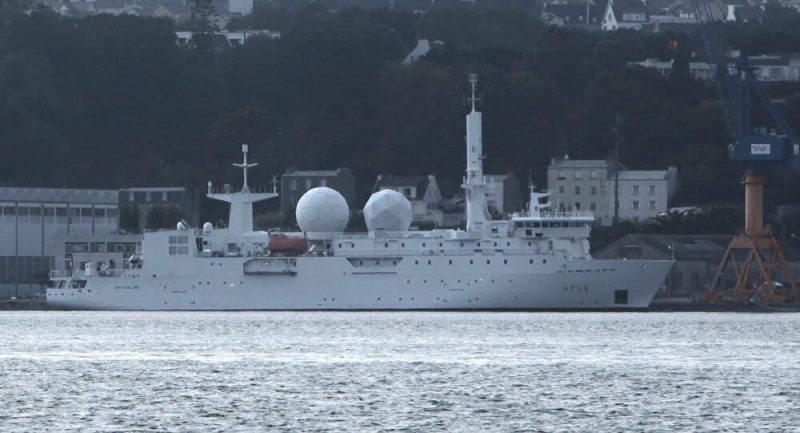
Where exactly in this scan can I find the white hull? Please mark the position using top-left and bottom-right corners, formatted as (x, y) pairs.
(47, 255), (672, 310)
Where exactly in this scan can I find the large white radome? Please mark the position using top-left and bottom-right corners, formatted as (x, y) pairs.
(363, 189), (412, 232)
(296, 187), (349, 233)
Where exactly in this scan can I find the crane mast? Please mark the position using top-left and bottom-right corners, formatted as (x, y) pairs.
(689, 0), (800, 304)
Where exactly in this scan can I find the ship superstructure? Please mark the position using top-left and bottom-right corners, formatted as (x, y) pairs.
(47, 76), (672, 310)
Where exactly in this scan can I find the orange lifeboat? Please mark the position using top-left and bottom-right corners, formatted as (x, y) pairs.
(267, 233), (308, 254)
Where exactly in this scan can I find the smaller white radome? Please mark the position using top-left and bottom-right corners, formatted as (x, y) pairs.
(296, 187), (349, 233)
(364, 189), (412, 232)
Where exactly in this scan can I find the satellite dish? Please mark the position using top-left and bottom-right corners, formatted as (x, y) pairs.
(223, 183), (232, 194)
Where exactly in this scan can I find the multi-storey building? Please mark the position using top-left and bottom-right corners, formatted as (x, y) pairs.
(547, 157), (678, 226)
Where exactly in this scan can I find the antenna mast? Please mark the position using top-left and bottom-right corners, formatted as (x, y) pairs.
(233, 144), (258, 192)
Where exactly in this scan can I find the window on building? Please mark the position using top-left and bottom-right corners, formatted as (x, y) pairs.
(575, 186), (581, 195)
(590, 170), (599, 179)
(649, 185), (656, 195)
(161, 191), (167, 202)
(558, 170), (567, 180)
(3, 206), (15, 216)
(574, 170), (583, 180)
(649, 200), (656, 210)
(17, 207), (29, 216)
(591, 186), (597, 195)
(633, 200), (639, 210)
(80, 207), (92, 217)
(590, 202), (596, 211)
(290, 179), (297, 191)
(633, 185), (640, 195)
(559, 186), (565, 194)
(575, 202), (581, 210)
(134, 191), (146, 202)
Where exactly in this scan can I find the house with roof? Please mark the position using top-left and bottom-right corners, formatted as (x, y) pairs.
(601, 0), (650, 30)
(373, 175), (443, 225)
(280, 168), (356, 223)
(629, 53), (800, 83)
(540, 0), (608, 30)
(627, 58), (715, 81)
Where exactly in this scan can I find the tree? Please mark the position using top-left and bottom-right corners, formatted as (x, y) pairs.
(119, 204), (141, 233)
(190, 0), (218, 59)
(145, 205), (183, 230)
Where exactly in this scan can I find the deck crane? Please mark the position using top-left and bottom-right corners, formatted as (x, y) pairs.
(689, 0), (800, 304)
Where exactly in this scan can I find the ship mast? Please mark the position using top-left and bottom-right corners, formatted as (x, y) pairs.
(207, 144), (277, 236)
(463, 73), (490, 231)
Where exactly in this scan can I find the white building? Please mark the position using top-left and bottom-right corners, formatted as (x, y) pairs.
(228, 0), (252, 15)
(0, 187), (119, 298)
(547, 157), (678, 226)
(614, 168), (679, 223)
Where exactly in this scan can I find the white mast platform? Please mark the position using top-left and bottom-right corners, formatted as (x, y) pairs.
(207, 144), (277, 236)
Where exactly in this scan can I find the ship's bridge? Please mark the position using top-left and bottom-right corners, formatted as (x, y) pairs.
(511, 189), (595, 239)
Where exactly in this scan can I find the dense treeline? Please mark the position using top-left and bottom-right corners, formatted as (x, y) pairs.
(2, 1), (800, 216)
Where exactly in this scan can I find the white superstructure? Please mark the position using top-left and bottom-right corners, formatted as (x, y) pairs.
(47, 76), (673, 310)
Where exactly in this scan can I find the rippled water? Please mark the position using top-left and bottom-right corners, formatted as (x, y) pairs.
(1, 312), (799, 432)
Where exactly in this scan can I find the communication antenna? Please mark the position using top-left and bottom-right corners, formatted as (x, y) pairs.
(466, 73), (482, 111)
(233, 144), (258, 192)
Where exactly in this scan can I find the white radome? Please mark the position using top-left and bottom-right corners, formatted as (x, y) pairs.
(364, 189), (412, 232)
(296, 187), (349, 233)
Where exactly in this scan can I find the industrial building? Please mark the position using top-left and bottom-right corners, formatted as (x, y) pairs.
(0, 187), (119, 298)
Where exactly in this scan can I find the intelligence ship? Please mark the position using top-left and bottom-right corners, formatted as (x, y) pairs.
(47, 75), (673, 310)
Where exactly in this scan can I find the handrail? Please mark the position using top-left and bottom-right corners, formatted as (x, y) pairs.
(512, 211), (595, 219)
